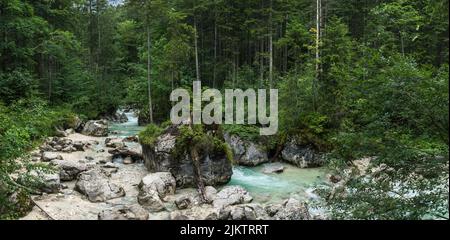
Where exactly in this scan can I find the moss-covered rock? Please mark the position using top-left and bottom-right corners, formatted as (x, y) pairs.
(140, 123), (233, 188)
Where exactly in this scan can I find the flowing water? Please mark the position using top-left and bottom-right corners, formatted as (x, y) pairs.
(109, 110), (144, 138)
(111, 111), (328, 205)
(227, 164), (327, 204)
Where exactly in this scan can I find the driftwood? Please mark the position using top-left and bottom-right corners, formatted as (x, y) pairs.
(30, 198), (55, 220)
(108, 148), (142, 160)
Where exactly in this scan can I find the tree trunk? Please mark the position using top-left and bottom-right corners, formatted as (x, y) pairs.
(260, 38), (264, 88)
(48, 55), (52, 103)
(313, 0), (321, 112)
(194, 17), (201, 83)
(147, 25), (154, 123)
(213, 9), (217, 88)
(268, 0), (273, 88)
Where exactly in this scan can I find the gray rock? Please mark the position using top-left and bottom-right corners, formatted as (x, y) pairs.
(82, 120), (108, 137)
(142, 125), (232, 188)
(213, 186), (253, 209)
(105, 138), (126, 149)
(137, 189), (165, 212)
(281, 139), (324, 168)
(98, 204), (149, 220)
(262, 162), (285, 174)
(75, 169), (125, 202)
(204, 186), (218, 203)
(41, 152), (63, 162)
(224, 133), (268, 166)
(29, 171), (61, 193)
(272, 198), (311, 220)
(219, 204), (268, 220)
(51, 160), (89, 181)
(174, 195), (192, 210)
(138, 172), (176, 199)
(72, 141), (85, 151)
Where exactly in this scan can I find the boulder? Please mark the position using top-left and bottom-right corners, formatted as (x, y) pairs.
(281, 139), (324, 168)
(168, 206), (220, 220)
(262, 162), (285, 174)
(105, 138), (126, 149)
(141, 124), (233, 188)
(137, 189), (165, 212)
(28, 171), (61, 193)
(50, 160), (89, 181)
(41, 152), (63, 162)
(204, 186), (218, 203)
(123, 135), (139, 142)
(82, 120), (108, 137)
(272, 198), (311, 220)
(98, 204), (149, 220)
(224, 133), (268, 166)
(108, 147), (142, 162)
(219, 204), (268, 220)
(75, 169), (125, 202)
(138, 172), (176, 199)
(213, 186), (253, 209)
(174, 195), (192, 210)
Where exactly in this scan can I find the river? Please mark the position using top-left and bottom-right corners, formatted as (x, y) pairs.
(110, 110), (328, 206)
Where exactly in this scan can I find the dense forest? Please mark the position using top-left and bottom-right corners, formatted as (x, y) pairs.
(0, 0), (449, 219)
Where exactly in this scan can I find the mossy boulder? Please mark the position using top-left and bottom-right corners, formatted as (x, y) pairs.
(140, 123), (233, 188)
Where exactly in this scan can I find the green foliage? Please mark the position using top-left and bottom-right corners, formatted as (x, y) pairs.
(138, 123), (164, 147)
(223, 124), (260, 142)
(0, 97), (74, 218)
(0, 70), (37, 104)
(172, 125), (233, 164)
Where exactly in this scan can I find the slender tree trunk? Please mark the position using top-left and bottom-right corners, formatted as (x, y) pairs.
(213, 10), (217, 88)
(194, 17), (201, 83)
(284, 15), (288, 73)
(268, 0), (273, 88)
(48, 56), (52, 103)
(260, 38), (264, 88)
(313, 0), (321, 112)
(96, 0), (101, 85)
(147, 25), (153, 123)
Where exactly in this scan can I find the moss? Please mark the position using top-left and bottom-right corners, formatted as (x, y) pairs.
(223, 124), (260, 142)
(172, 125), (233, 163)
(138, 124), (163, 147)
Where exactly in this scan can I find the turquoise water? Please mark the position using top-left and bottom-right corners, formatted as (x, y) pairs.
(109, 111), (144, 138)
(227, 163), (327, 203)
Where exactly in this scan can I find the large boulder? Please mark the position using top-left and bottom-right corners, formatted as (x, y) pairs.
(212, 185), (253, 209)
(271, 198), (311, 220)
(82, 120), (108, 137)
(138, 172), (176, 199)
(137, 189), (166, 212)
(224, 133), (268, 166)
(75, 169), (125, 202)
(26, 170), (61, 193)
(98, 204), (149, 220)
(219, 204), (269, 220)
(262, 162), (285, 174)
(281, 139), (324, 168)
(41, 152), (63, 162)
(141, 124), (233, 188)
(50, 160), (89, 181)
(137, 172), (176, 212)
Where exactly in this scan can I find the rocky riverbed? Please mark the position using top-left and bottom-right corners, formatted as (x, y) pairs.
(21, 112), (330, 220)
